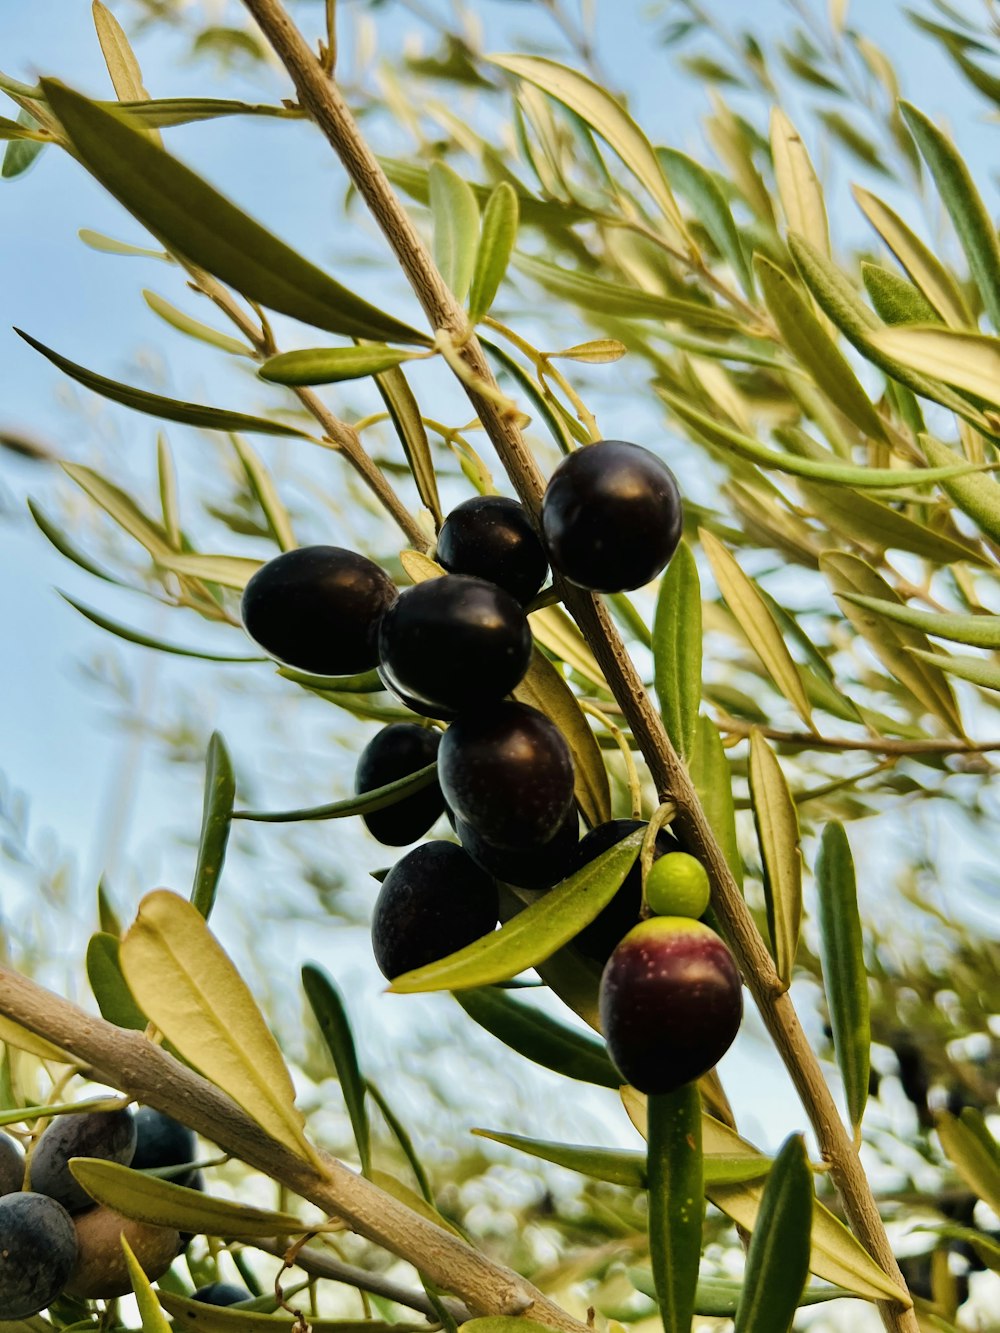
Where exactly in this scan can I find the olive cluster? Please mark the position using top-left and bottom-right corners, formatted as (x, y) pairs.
(243, 441), (742, 1095)
(0, 1106), (201, 1317)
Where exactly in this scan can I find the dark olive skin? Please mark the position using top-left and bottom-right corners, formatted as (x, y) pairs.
(131, 1107), (198, 1187)
(541, 440), (683, 592)
(455, 806), (579, 891)
(439, 702), (575, 850)
(29, 1108), (137, 1214)
(600, 918), (743, 1095)
(355, 723), (444, 846)
(436, 496), (548, 606)
(371, 842), (499, 980)
(193, 1282), (253, 1305)
(378, 576), (532, 716)
(241, 546), (398, 675)
(0, 1132), (23, 1196)
(0, 1192), (77, 1318)
(569, 819), (677, 964)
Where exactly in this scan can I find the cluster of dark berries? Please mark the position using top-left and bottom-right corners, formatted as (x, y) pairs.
(243, 441), (741, 1094)
(0, 1105), (202, 1317)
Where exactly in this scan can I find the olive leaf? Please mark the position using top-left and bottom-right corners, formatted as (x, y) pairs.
(375, 365), (443, 526)
(143, 290), (252, 357)
(658, 147), (753, 296)
(733, 1134), (813, 1333)
(653, 541), (702, 763)
(770, 108), (829, 257)
(748, 732), (802, 989)
(59, 594), (262, 663)
(232, 435), (297, 552)
(86, 933), (147, 1031)
(156, 1296), (410, 1333)
(907, 648), (1000, 694)
(302, 965), (371, 1177)
(429, 161), (480, 302)
(468, 182), (519, 322)
(259, 345), (420, 386)
(689, 717), (742, 889)
(121, 1235), (172, 1333)
(235, 763), (438, 824)
(870, 326), (1000, 411)
(647, 1085), (704, 1333)
(935, 1108), (1000, 1214)
(191, 732), (235, 920)
(836, 596), (1000, 649)
(920, 432), (1000, 546)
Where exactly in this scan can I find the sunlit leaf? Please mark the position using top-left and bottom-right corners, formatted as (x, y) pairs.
(143, 289), (252, 356)
(907, 648), (1000, 694)
(121, 1234), (172, 1333)
(689, 717), (742, 889)
(155, 552), (261, 589)
(630, 1270), (857, 1315)
(837, 595), (1000, 649)
(734, 1135), (813, 1333)
(653, 541), (701, 762)
(770, 108), (829, 257)
(647, 1084), (703, 1333)
(528, 604), (608, 689)
(552, 339), (627, 363)
(935, 1109), (1000, 1214)
(798, 480), (985, 566)
(920, 433), (1000, 546)
(748, 732), (801, 990)
(191, 732), (235, 920)
(232, 435), (297, 552)
(108, 97), (301, 128)
(861, 262), (940, 326)
(658, 148), (753, 296)
(375, 364), (442, 526)
(79, 227), (169, 259)
(0, 1017), (71, 1064)
(259, 344), (420, 386)
(468, 182), (519, 323)
(428, 160), (480, 302)
(302, 964), (371, 1176)
(2, 110), (47, 180)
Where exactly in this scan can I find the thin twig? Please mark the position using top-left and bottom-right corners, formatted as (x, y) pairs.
(717, 715), (1000, 756)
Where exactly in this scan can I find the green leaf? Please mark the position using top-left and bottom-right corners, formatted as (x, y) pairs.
(870, 325), (1000, 411)
(42, 81), (427, 345)
(2, 110), (46, 180)
(155, 552), (261, 589)
(647, 1085), (704, 1333)
(770, 108), (829, 257)
(748, 732), (801, 990)
(630, 1271), (857, 1316)
(365, 1082), (433, 1204)
(191, 732), (235, 920)
(935, 1109), (1000, 1213)
(907, 648), (1000, 694)
(259, 344), (419, 386)
(236, 762), (438, 823)
(158, 1296), (409, 1333)
(514, 647), (611, 828)
(232, 435), (297, 552)
(302, 964), (371, 1177)
(899, 101), (1000, 329)
(389, 829), (644, 993)
(658, 148), (753, 296)
(79, 227), (168, 259)
(18, 331), (312, 438)
(429, 161), (480, 302)
(701, 528), (814, 729)
(653, 541), (702, 763)
(99, 97), (303, 128)
(820, 551), (964, 735)
(28, 500), (125, 586)
(733, 1135), (813, 1333)
(817, 111), (890, 175)
(690, 717), (742, 889)
(121, 1234), (172, 1333)
(815, 824), (870, 1131)
(120, 890), (317, 1164)
(861, 262), (941, 326)
(86, 933), (147, 1030)
(482, 336), (575, 454)
(93, 0), (151, 103)
(513, 253), (744, 330)
(143, 289), (252, 356)
(375, 364), (442, 526)
(489, 54), (689, 241)
(98, 877), (121, 936)
(852, 185), (973, 327)
(454, 987), (619, 1088)
(836, 595), (1000, 649)
(528, 604), (608, 690)
(59, 593), (262, 663)
(0, 115), (43, 142)
(62, 464), (172, 557)
(468, 183), (519, 322)
(754, 255), (887, 441)
(920, 432), (1000, 546)
(70, 1158), (308, 1237)
(797, 480), (986, 566)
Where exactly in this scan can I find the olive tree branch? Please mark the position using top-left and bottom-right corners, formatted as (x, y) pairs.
(235, 6), (919, 1327)
(717, 715), (1000, 757)
(0, 967), (586, 1333)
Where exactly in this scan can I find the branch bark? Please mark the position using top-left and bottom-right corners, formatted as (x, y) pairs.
(235, 5), (917, 1329)
(0, 967), (584, 1333)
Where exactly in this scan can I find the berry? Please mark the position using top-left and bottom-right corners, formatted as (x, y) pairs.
(0, 1192), (77, 1318)
(371, 842), (499, 980)
(569, 819), (676, 963)
(65, 1207), (179, 1298)
(241, 546), (397, 675)
(645, 852), (711, 919)
(599, 917), (742, 1095)
(439, 702), (575, 850)
(29, 1108), (137, 1214)
(454, 805), (580, 890)
(131, 1107), (198, 1187)
(0, 1132), (23, 1196)
(194, 1283), (253, 1305)
(355, 723), (444, 846)
(378, 576), (532, 716)
(541, 440), (683, 592)
(437, 496), (548, 606)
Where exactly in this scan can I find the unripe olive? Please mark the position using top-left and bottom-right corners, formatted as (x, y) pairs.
(64, 1206), (179, 1298)
(568, 819), (676, 963)
(645, 852), (711, 919)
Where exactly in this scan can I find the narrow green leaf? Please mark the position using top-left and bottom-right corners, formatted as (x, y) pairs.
(652, 541), (701, 762)
(853, 185), (972, 327)
(100, 96), (302, 128)
(899, 101), (1000, 328)
(476, 1128), (645, 1186)
(921, 432), (1000, 546)
(748, 732), (801, 990)
(98, 877), (121, 936)
(482, 336), (575, 454)
(232, 435), (296, 552)
(734, 1134), (813, 1333)
(302, 964), (371, 1177)
(155, 552), (261, 589)
(837, 595), (1000, 649)
(658, 148), (754, 296)
(42, 81), (427, 345)
(552, 339), (627, 364)
(2, 110), (46, 180)
(0, 1096), (124, 1129)
(690, 717), (742, 888)
(935, 1110), (1000, 1214)
(156, 432), (181, 547)
(79, 227), (168, 259)
(489, 54), (689, 241)
(93, 0), (151, 103)
(191, 732), (235, 920)
(429, 161), (480, 302)
(389, 830), (644, 993)
(28, 500), (124, 586)
(798, 480), (985, 566)
(770, 108), (829, 257)
(259, 344), (419, 386)
(59, 593), (263, 662)
(18, 330), (312, 438)
(158, 1296), (408, 1333)
(871, 325), (1000, 411)
(63, 462), (171, 557)
(454, 987), (619, 1088)
(365, 1082), (433, 1204)
(815, 824), (870, 1131)
(0, 115), (44, 142)
(755, 255), (887, 441)
(701, 528), (814, 728)
(143, 289), (252, 357)
(235, 763), (438, 823)
(630, 1271), (857, 1315)
(86, 933), (147, 1030)
(820, 551), (964, 735)
(528, 604), (608, 690)
(121, 1234), (172, 1333)
(861, 262), (941, 326)
(647, 1085), (704, 1333)
(468, 183), (519, 322)
(375, 364), (442, 526)
(907, 648), (1000, 694)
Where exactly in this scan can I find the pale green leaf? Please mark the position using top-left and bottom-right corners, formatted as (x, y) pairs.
(375, 364), (442, 526)
(93, 1), (150, 102)
(837, 595), (1000, 649)
(62, 463), (172, 559)
(861, 262), (941, 326)
(155, 552), (261, 589)
(870, 326), (1000, 411)
(232, 435), (297, 552)
(935, 1109), (1000, 1214)
(259, 344), (420, 386)
(468, 182), (519, 323)
(748, 732), (802, 990)
(528, 604), (608, 689)
(120, 1235), (172, 1333)
(79, 227), (169, 259)
(798, 479), (985, 566)
(770, 108), (829, 257)
(143, 289), (252, 356)
(734, 1135), (813, 1333)
(907, 648), (1000, 694)
(551, 339), (627, 364)
(653, 541), (702, 762)
(60, 594), (263, 663)
(689, 717), (742, 889)
(429, 160), (480, 302)
(920, 432), (1000, 546)
(658, 147), (754, 296)
(191, 732), (235, 920)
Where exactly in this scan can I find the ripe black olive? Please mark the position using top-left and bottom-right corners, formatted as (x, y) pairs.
(194, 1282), (253, 1305)
(0, 1132), (23, 1196)
(371, 842), (499, 980)
(436, 495), (548, 605)
(131, 1108), (198, 1188)
(241, 546), (398, 675)
(378, 576), (532, 716)
(29, 1108), (137, 1215)
(355, 723), (444, 846)
(438, 701), (575, 850)
(569, 818), (677, 963)
(541, 440), (683, 592)
(454, 804), (580, 890)
(0, 1192), (77, 1318)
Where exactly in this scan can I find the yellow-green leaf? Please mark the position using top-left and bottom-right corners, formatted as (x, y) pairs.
(770, 108), (829, 257)
(143, 290), (254, 357)
(155, 552), (261, 589)
(120, 890), (316, 1163)
(748, 732), (801, 989)
(907, 648), (1000, 695)
(870, 326), (1000, 411)
(689, 717), (742, 889)
(920, 433), (1000, 546)
(429, 161), (480, 302)
(653, 541), (702, 762)
(232, 435), (296, 552)
(0, 1017), (71, 1064)
(468, 182), (519, 323)
(798, 479), (985, 566)
(836, 595), (1000, 650)
(121, 1235), (172, 1333)
(259, 344), (420, 386)
(376, 364), (443, 526)
(159, 1294), (411, 1333)
(529, 604), (608, 689)
(935, 1109), (1000, 1215)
